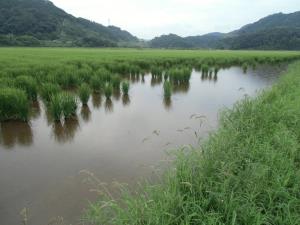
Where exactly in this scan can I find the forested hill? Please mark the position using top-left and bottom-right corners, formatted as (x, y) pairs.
(0, 0), (138, 47)
(0, 0), (299, 50)
(150, 11), (300, 50)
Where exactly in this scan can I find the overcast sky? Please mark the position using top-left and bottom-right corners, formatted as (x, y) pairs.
(51, 0), (299, 39)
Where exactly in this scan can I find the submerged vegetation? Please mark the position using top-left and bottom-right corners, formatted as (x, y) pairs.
(84, 60), (300, 225)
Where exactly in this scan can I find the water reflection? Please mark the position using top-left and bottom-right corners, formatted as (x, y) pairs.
(105, 98), (114, 113)
(141, 74), (145, 83)
(201, 72), (218, 82)
(172, 81), (190, 94)
(52, 117), (80, 143)
(30, 101), (41, 119)
(113, 89), (121, 101)
(163, 96), (172, 110)
(130, 74), (140, 83)
(151, 74), (163, 87)
(213, 74), (218, 82)
(0, 121), (33, 149)
(122, 94), (131, 106)
(92, 93), (102, 109)
(80, 106), (91, 122)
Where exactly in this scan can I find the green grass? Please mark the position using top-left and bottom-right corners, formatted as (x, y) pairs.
(0, 87), (29, 121)
(84, 61), (300, 225)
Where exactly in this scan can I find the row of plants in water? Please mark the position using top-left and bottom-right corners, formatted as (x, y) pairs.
(0, 55), (298, 121)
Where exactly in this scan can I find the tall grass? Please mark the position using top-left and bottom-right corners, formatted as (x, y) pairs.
(0, 87), (29, 121)
(79, 83), (91, 105)
(84, 61), (300, 225)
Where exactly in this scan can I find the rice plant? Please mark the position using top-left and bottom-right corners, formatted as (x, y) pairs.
(49, 94), (62, 121)
(201, 64), (209, 74)
(61, 93), (78, 119)
(111, 75), (121, 90)
(79, 83), (91, 105)
(163, 81), (172, 97)
(90, 75), (103, 93)
(40, 83), (61, 102)
(50, 92), (77, 121)
(0, 87), (29, 121)
(242, 63), (248, 73)
(15, 76), (38, 100)
(121, 81), (130, 95)
(104, 83), (113, 99)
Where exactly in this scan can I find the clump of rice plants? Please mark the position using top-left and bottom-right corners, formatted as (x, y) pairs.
(167, 67), (192, 84)
(121, 81), (130, 95)
(163, 81), (172, 97)
(96, 68), (112, 82)
(0, 77), (15, 88)
(111, 75), (121, 90)
(50, 92), (77, 121)
(90, 75), (104, 93)
(79, 83), (91, 105)
(60, 93), (77, 119)
(242, 62), (248, 73)
(15, 76), (38, 100)
(0, 87), (29, 121)
(40, 83), (61, 102)
(201, 64), (209, 74)
(49, 94), (62, 121)
(104, 83), (113, 99)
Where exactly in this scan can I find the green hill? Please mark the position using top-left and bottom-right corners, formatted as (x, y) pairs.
(0, 0), (138, 47)
(150, 11), (300, 50)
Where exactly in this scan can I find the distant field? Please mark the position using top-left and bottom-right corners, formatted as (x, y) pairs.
(0, 48), (300, 69)
(1, 47), (300, 122)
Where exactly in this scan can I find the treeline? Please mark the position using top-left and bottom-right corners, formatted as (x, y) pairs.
(222, 28), (300, 50)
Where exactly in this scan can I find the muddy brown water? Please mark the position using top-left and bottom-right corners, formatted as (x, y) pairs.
(0, 66), (285, 225)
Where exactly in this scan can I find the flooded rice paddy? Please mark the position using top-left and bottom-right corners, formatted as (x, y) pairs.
(0, 65), (285, 225)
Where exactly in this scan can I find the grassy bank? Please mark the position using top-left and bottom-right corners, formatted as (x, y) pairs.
(84, 61), (300, 225)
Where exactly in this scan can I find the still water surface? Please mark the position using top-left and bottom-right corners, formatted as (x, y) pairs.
(0, 66), (284, 225)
